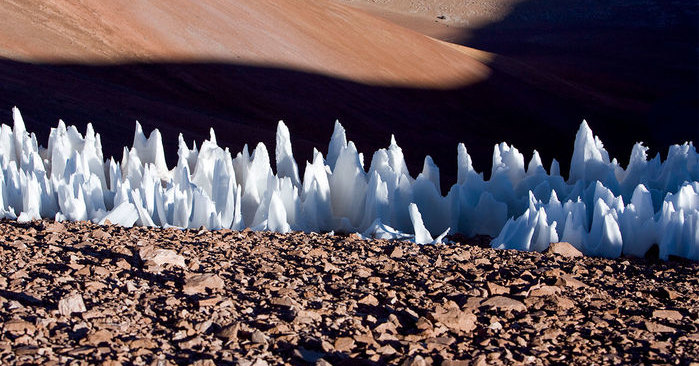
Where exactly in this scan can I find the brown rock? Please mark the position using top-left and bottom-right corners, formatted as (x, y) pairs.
(14, 346), (39, 356)
(546, 242), (583, 258)
(251, 330), (267, 345)
(402, 355), (427, 366)
(652, 309), (682, 321)
(442, 360), (471, 366)
(85, 281), (107, 292)
(270, 296), (297, 308)
(178, 336), (204, 350)
(3, 319), (35, 334)
(216, 323), (239, 341)
(552, 295), (575, 310)
(85, 329), (113, 346)
(192, 360), (216, 366)
(295, 310), (322, 324)
(390, 246), (404, 259)
(91, 229), (111, 240)
(377, 344), (397, 355)
(430, 302), (476, 332)
(93, 266), (110, 277)
(183, 273), (225, 295)
(58, 293), (87, 316)
(487, 282), (509, 296)
(323, 261), (339, 273)
(529, 285), (562, 297)
(358, 294), (379, 306)
(554, 274), (588, 289)
(129, 338), (157, 349)
(198, 296), (223, 307)
(482, 296), (527, 312)
(463, 296), (484, 311)
(416, 316), (433, 331)
(650, 341), (671, 352)
(138, 246), (186, 268)
(356, 267), (372, 278)
(44, 222), (66, 232)
(334, 337), (355, 352)
(11, 240), (27, 250)
(10, 269), (27, 280)
(115, 258), (131, 270)
(645, 321), (675, 333)
(195, 320), (213, 334)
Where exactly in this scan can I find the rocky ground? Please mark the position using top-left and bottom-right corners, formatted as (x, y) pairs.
(0, 219), (697, 365)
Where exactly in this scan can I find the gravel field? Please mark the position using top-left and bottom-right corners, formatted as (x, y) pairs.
(0, 220), (697, 365)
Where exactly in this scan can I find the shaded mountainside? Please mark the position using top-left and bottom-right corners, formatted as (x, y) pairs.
(0, 219), (697, 365)
(0, 0), (696, 188)
(0, 56), (683, 191)
(0, 57), (594, 185)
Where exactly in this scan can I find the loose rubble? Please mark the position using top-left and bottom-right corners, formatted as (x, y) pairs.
(0, 219), (697, 365)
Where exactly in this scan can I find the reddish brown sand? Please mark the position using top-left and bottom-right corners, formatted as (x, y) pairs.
(0, 0), (489, 88)
(0, 220), (697, 365)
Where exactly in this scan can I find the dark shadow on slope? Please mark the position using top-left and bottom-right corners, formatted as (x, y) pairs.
(456, 0), (699, 164)
(0, 48), (695, 193)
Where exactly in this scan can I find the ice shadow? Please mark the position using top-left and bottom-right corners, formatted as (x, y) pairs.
(454, 0), (698, 154)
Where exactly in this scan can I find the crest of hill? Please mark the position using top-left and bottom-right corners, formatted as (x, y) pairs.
(0, 0), (489, 88)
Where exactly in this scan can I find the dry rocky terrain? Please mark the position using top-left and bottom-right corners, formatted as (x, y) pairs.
(0, 219), (697, 365)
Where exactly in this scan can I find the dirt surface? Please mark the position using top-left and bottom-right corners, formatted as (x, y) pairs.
(0, 0), (489, 88)
(0, 219), (697, 365)
(335, 0), (513, 41)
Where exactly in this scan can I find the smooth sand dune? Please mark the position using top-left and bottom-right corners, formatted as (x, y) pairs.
(0, 0), (489, 88)
(336, 0), (518, 27)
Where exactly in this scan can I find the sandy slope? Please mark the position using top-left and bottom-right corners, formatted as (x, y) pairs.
(0, 0), (489, 88)
(336, 0), (517, 27)
(0, 0), (694, 189)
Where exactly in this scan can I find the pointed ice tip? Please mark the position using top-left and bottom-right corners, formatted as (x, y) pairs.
(332, 120), (346, 135)
(549, 189), (559, 203)
(12, 106), (24, 125)
(86, 123), (95, 139)
(277, 120), (291, 142)
(135, 120), (142, 131)
(578, 119), (591, 133)
(209, 128), (217, 144)
(390, 134), (397, 146)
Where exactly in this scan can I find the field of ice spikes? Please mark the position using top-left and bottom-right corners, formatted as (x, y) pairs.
(0, 108), (696, 259)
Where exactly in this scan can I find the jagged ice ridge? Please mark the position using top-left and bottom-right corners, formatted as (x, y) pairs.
(0, 108), (697, 259)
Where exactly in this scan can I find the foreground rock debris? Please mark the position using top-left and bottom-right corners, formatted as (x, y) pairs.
(0, 220), (697, 365)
